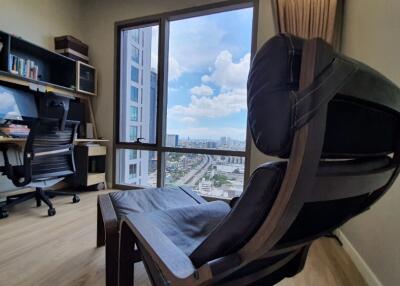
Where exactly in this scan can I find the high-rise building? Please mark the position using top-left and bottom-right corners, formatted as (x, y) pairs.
(118, 27), (156, 186)
(166, 134), (179, 147)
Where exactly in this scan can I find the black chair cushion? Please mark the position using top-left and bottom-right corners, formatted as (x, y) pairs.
(247, 34), (400, 159)
(189, 161), (286, 267)
(323, 96), (400, 158)
(247, 34), (302, 158)
(109, 186), (206, 219)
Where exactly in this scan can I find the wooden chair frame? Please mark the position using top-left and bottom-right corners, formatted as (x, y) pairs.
(97, 194), (121, 286)
(113, 37), (400, 286)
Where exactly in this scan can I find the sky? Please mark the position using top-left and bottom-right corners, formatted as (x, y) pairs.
(157, 7), (253, 141)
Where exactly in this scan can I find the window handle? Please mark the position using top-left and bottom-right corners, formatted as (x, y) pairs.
(134, 137), (145, 144)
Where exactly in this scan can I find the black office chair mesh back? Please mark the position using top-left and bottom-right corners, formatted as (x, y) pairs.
(186, 34), (400, 285)
(12, 119), (78, 186)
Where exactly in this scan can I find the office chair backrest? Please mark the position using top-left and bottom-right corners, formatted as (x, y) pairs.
(13, 118), (79, 186)
(188, 34), (400, 284)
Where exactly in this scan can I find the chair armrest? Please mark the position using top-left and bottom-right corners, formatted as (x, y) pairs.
(97, 194), (118, 246)
(121, 213), (212, 284)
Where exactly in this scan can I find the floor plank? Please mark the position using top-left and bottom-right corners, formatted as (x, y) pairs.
(0, 190), (366, 286)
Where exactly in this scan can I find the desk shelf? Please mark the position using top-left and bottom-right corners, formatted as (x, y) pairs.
(72, 144), (107, 190)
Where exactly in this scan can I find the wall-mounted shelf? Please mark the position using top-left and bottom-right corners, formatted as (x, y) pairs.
(0, 30), (101, 144)
(0, 31), (96, 98)
(0, 31), (76, 89)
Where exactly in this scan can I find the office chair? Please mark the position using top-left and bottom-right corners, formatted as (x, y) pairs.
(0, 118), (80, 218)
(115, 34), (400, 286)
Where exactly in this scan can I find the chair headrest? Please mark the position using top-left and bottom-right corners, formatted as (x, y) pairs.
(248, 34), (400, 159)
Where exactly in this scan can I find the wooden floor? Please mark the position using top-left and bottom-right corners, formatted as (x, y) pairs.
(0, 190), (366, 286)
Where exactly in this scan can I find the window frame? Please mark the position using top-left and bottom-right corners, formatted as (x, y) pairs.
(114, 0), (259, 192)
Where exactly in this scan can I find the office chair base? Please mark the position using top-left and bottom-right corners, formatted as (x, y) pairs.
(0, 208), (9, 219)
(1, 188), (79, 218)
(48, 208), (56, 216)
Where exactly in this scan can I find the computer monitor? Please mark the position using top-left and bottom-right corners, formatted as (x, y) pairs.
(0, 85), (38, 122)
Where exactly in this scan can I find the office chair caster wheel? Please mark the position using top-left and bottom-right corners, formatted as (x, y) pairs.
(72, 195), (80, 204)
(0, 209), (9, 219)
(48, 208), (56, 216)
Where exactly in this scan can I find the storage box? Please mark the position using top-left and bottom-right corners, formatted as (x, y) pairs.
(55, 35), (89, 63)
(77, 61), (97, 95)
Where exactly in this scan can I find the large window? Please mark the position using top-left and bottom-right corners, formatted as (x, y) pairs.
(116, 2), (255, 199)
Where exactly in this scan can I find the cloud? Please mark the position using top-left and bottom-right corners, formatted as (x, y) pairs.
(169, 88), (247, 119)
(171, 50), (250, 121)
(190, 84), (213, 96)
(202, 50), (251, 90)
(168, 57), (185, 81)
(169, 17), (227, 71)
(181, 117), (197, 124)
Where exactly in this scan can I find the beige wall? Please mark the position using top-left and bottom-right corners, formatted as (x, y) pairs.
(79, 0), (277, 182)
(0, 0), (82, 49)
(340, 0), (400, 285)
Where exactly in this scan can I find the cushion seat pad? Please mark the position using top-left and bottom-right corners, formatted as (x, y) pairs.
(109, 186), (207, 219)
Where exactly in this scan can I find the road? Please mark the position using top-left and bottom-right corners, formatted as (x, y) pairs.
(175, 154), (212, 186)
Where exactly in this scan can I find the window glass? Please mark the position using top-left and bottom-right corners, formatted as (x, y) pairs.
(130, 86), (138, 102)
(132, 29), (139, 43)
(165, 152), (245, 199)
(129, 164), (137, 179)
(130, 106), (138, 121)
(129, 126), (137, 141)
(117, 8), (253, 195)
(166, 8), (253, 152)
(132, 46), (140, 63)
(131, 66), (139, 83)
(120, 25), (159, 144)
(117, 149), (157, 187)
(129, 150), (138, 160)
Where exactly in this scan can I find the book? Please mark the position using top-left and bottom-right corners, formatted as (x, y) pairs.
(8, 54), (39, 80)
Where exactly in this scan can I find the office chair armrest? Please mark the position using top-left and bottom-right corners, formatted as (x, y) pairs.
(120, 213), (212, 284)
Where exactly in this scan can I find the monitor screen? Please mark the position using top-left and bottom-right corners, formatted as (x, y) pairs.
(0, 85), (37, 121)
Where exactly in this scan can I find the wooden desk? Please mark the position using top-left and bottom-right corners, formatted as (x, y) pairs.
(0, 137), (109, 145)
(0, 138), (27, 144)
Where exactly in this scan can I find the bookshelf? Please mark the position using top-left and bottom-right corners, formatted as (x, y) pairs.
(0, 31), (76, 90)
(0, 30), (99, 138)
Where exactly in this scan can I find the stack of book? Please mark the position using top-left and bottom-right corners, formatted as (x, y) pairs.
(8, 54), (39, 80)
(0, 124), (30, 138)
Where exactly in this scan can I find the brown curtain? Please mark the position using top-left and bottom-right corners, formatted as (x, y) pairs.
(274, 0), (343, 48)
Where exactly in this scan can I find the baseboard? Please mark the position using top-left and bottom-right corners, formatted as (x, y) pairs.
(335, 230), (383, 286)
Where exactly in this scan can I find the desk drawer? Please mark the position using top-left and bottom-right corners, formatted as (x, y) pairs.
(87, 173), (105, 186)
(87, 146), (106, 156)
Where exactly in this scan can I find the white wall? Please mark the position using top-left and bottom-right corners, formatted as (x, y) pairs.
(340, 1), (400, 285)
